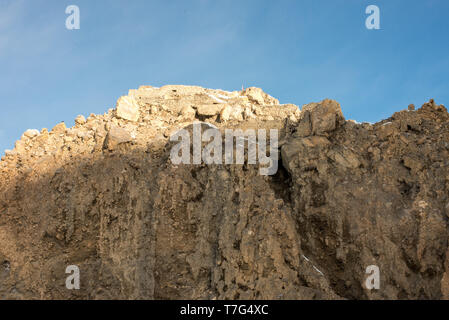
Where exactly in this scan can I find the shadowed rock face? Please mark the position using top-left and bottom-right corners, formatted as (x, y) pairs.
(0, 86), (448, 300)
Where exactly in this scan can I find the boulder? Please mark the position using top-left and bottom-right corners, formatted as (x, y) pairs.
(328, 149), (360, 169)
(116, 96), (140, 122)
(377, 122), (398, 139)
(22, 129), (40, 139)
(403, 155), (424, 172)
(75, 115), (86, 125)
(301, 99), (345, 135)
(4, 150), (16, 157)
(295, 111), (312, 137)
(103, 126), (133, 151)
(219, 105), (244, 122)
(51, 122), (66, 134)
(197, 104), (222, 117)
(179, 105), (196, 120)
(242, 87), (279, 105)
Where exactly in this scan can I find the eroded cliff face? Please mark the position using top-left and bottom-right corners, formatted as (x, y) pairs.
(0, 85), (448, 300)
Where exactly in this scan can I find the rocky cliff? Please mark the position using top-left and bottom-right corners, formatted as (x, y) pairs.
(0, 85), (448, 300)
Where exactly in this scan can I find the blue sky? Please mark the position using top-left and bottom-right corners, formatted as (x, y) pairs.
(1, 0), (448, 153)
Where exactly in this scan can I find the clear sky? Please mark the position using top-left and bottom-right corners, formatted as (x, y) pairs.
(1, 0), (448, 153)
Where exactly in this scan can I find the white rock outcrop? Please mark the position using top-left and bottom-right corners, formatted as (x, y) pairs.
(22, 129), (40, 139)
(116, 96), (140, 122)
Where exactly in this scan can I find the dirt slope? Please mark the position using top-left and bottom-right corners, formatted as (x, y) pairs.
(0, 85), (448, 299)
